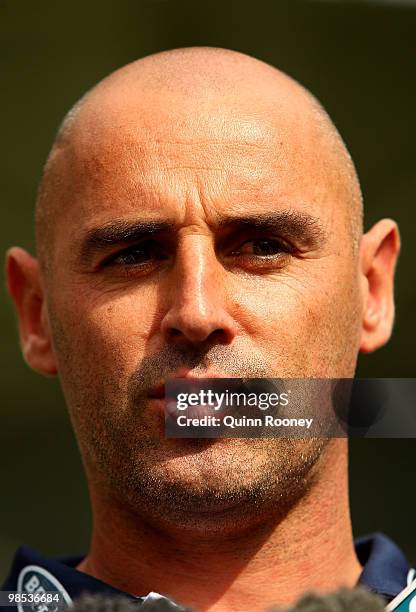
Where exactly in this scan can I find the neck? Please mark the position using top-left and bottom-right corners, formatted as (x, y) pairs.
(77, 441), (361, 611)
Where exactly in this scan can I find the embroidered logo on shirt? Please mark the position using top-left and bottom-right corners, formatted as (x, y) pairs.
(16, 565), (72, 612)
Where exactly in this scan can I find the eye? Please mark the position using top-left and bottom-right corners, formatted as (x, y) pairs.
(230, 238), (290, 257)
(225, 236), (294, 273)
(102, 241), (168, 267)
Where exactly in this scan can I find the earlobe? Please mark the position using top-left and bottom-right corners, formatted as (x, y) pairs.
(5, 247), (58, 376)
(359, 219), (400, 354)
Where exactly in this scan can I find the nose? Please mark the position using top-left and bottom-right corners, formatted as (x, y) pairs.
(160, 235), (238, 346)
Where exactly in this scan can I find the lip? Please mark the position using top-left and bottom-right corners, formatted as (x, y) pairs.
(148, 370), (229, 418)
(147, 369), (227, 399)
(151, 396), (226, 420)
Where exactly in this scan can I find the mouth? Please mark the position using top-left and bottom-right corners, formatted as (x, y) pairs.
(148, 369), (227, 398)
(147, 371), (229, 418)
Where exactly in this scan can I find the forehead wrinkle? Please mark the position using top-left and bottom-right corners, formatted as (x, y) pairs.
(57, 95), (342, 212)
(44, 122), (281, 216)
(49, 111), (279, 191)
(68, 110), (280, 170)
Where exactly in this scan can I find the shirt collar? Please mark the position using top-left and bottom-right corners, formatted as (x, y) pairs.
(1, 544), (139, 603)
(356, 532), (411, 600)
(2, 533), (411, 606)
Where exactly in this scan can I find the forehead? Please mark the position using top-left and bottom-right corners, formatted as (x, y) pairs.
(56, 92), (332, 223)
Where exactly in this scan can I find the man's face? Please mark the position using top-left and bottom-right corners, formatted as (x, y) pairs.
(36, 89), (362, 527)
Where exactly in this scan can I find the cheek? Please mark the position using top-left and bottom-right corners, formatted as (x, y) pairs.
(228, 262), (361, 376)
(50, 284), (159, 383)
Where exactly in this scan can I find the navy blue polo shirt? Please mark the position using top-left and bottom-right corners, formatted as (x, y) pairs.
(0, 533), (412, 609)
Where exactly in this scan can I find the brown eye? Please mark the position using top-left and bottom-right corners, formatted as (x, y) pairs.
(232, 238), (288, 256)
(103, 241), (168, 267)
(112, 245), (153, 265)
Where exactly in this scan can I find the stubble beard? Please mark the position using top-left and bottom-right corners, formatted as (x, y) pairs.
(86, 396), (328, 532)
(55, 331), (332, 531)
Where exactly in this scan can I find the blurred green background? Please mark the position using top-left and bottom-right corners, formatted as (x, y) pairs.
(1, 0), (415, 581)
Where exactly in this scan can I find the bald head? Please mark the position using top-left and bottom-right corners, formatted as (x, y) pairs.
(35, 46), (363, 273)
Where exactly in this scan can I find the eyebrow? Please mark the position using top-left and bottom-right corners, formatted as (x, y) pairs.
(77, 210), (324, 265)
(78, 220), (175, 265)
(217, 211), (325, 247)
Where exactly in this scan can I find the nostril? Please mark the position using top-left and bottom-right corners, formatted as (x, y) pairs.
(169, 328), (183, 339)
(167, 326), (229, 345)
(211, 329), (226, 341)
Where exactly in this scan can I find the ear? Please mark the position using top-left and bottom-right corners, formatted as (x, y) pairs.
(359, 219), (400, 353)
(5, 247), (58, 375)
